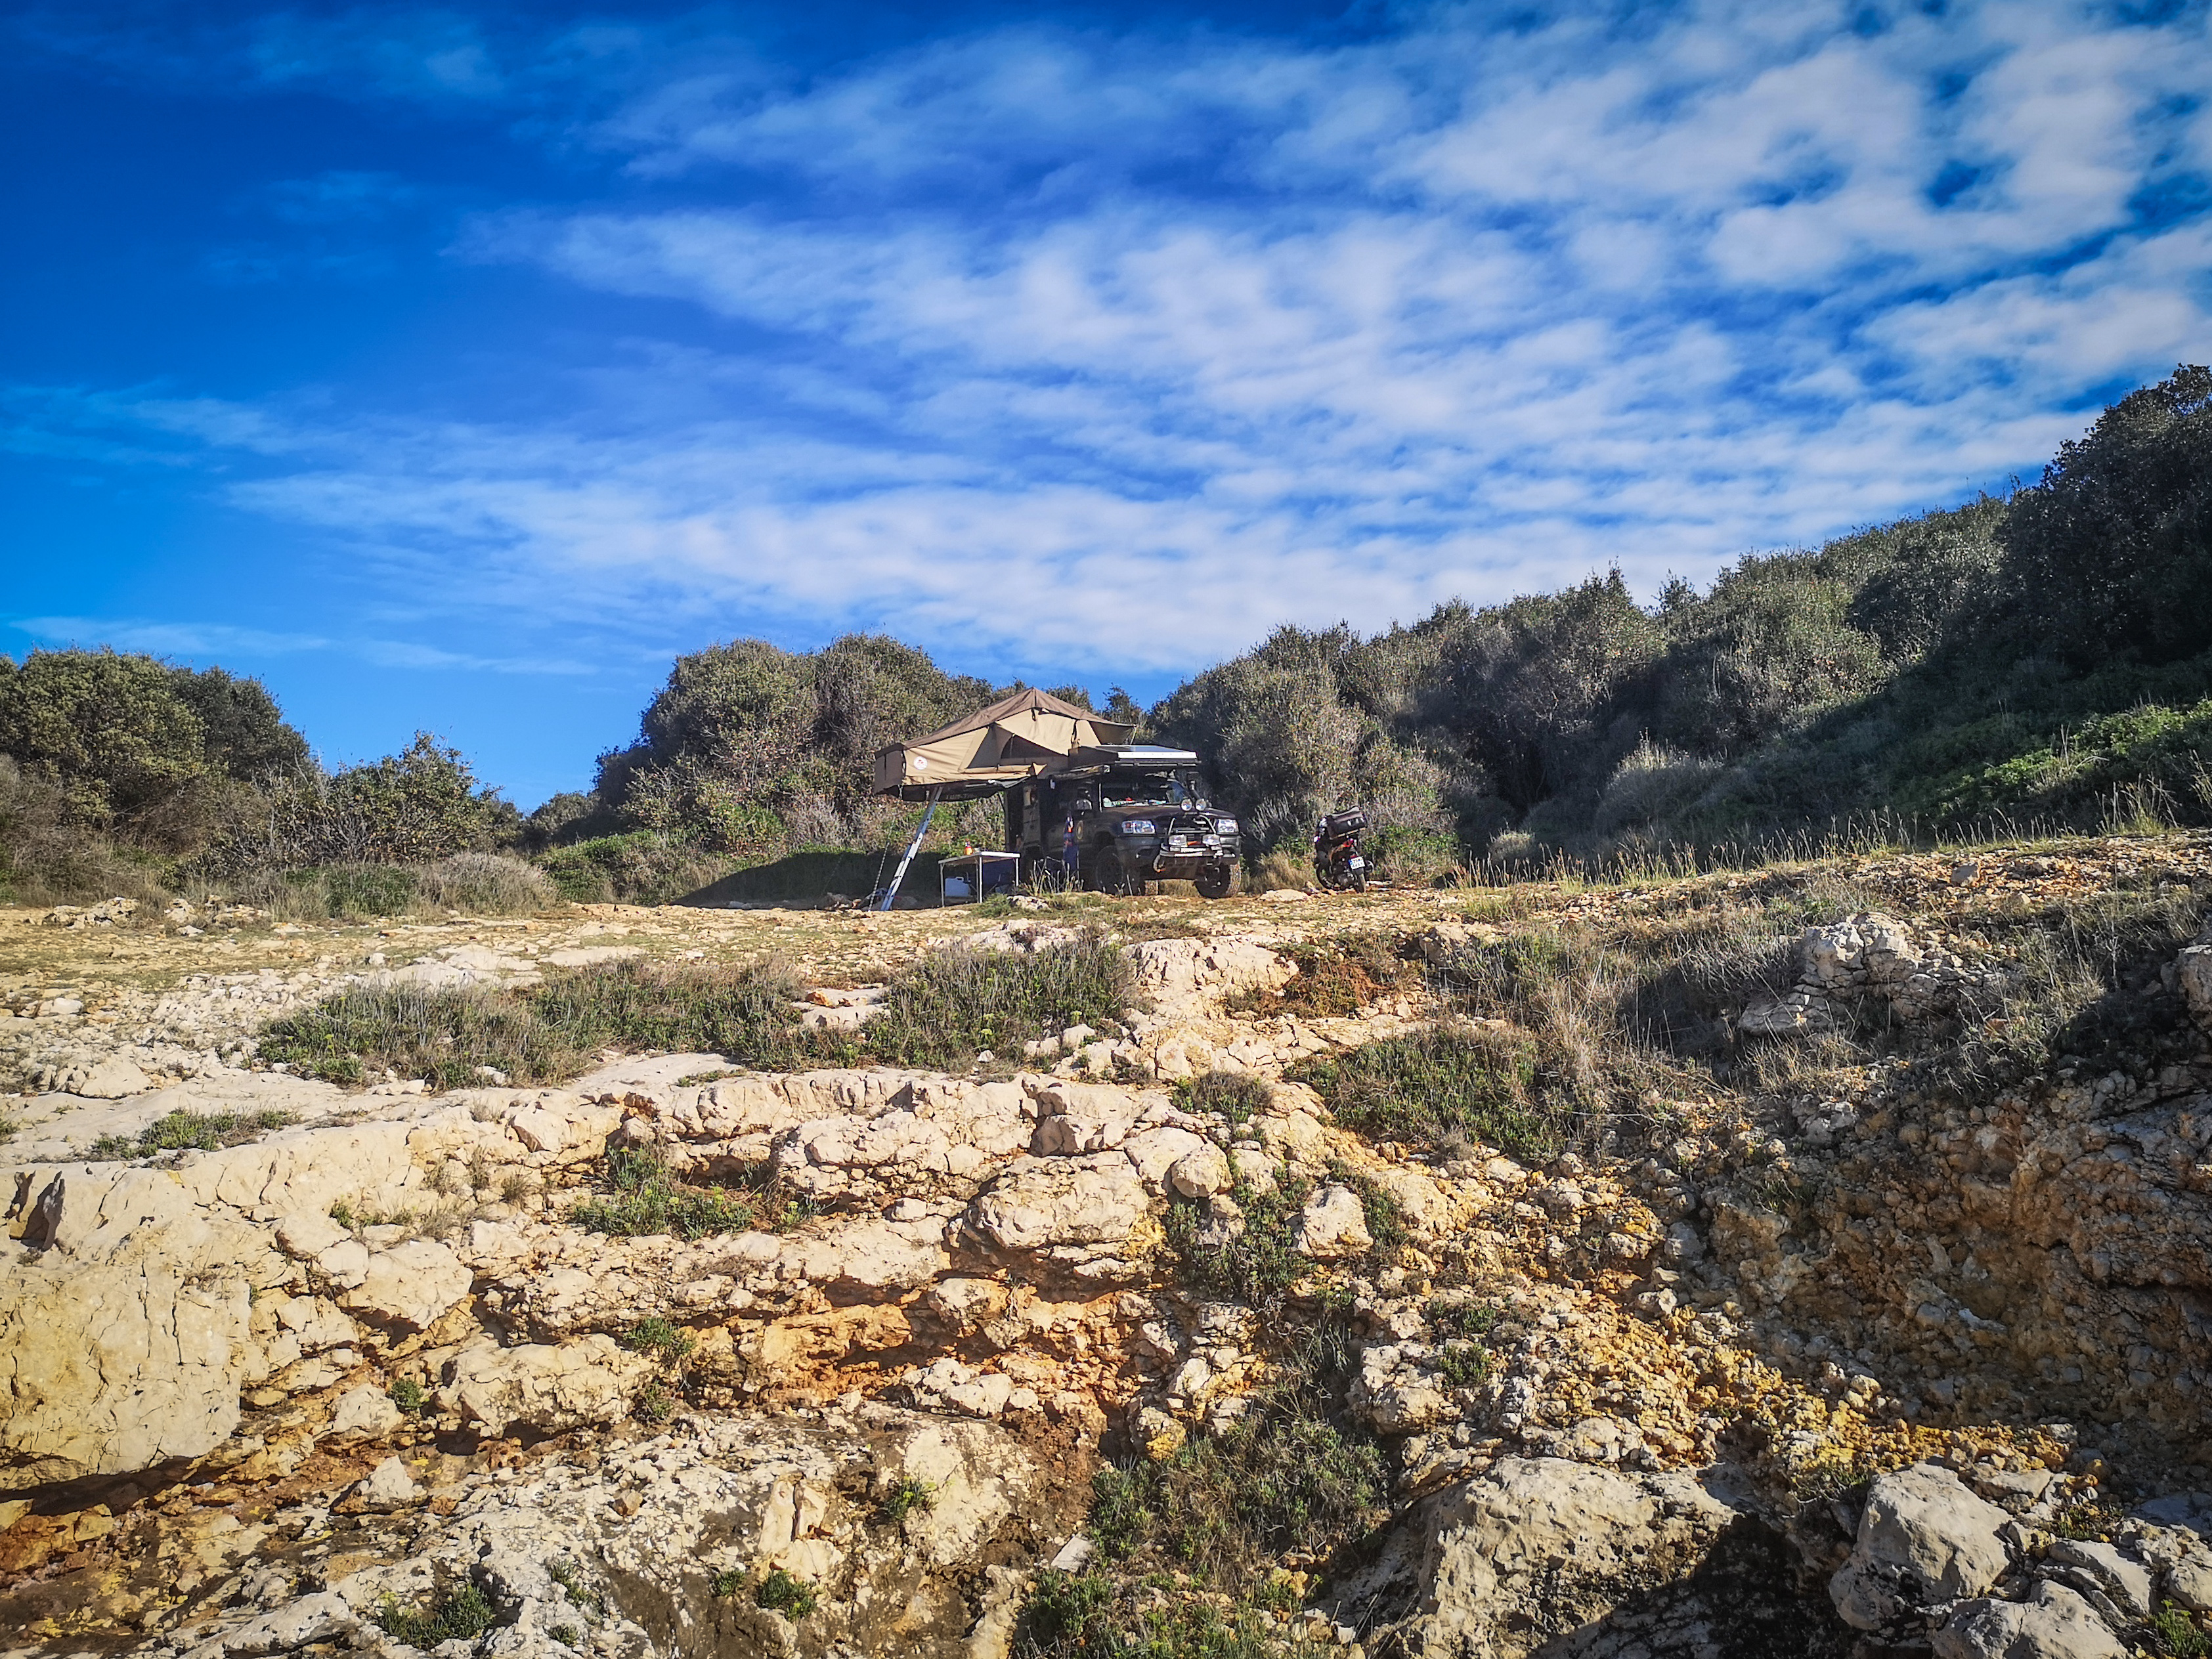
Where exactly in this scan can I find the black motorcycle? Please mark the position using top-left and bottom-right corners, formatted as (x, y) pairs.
(1312, 808), (1370, 891)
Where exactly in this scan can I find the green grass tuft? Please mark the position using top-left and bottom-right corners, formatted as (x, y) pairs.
(87, 1108), (297, 1161)
(372, 1584), (498, 1648)
(621, 1316), (696, 1367)
(1173, 1069), (1275, 1127)
(875, 1476), (936, 1527)
(752, 1568), (817, 1620)
(846, 932), (1133, 1071)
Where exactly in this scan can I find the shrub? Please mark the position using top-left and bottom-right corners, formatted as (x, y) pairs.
(389, 1377), (428, 1415)
(197, 734), (517, 876)
(2151, 1602), (2211, 1659)
(320, 863), (419, 917)
(260, 983), (582, 1090)
(710, 1567), (747, 1598)
(537, 830), (731, 905)
(0, 757), (175, 906)
(876, 1477), (936, 1527)
(1292, 1023), (1560, 1163)
(570, 1148), (760, 1241)
(412, 852), (555, 915)
(1018, 1572), (1318, 1658)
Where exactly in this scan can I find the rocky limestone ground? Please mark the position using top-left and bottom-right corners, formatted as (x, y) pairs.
(4, 838), (2212, 1658)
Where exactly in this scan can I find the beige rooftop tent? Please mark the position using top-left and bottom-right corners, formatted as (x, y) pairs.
(873, 687), (1137, 800)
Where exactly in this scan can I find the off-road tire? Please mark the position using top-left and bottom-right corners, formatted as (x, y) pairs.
(1194, 863), (1233, 900)
(1096, 847), (1133, 896)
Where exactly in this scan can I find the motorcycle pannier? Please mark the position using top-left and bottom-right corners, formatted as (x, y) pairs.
(1322, 808), (1368, 838)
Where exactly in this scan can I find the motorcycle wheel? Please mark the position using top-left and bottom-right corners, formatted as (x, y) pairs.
(1353, 869), (1369, 892)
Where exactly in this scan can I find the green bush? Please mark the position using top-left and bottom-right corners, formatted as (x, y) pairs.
(621, 1316), (696, 1366)
(412, 852), (555, 915)
(259, 983), (583, 1090)
(1018, 1571), (1318, 1658)
(1291, 1023), (1560, 1163)
(875, 1477), (936, 1527)
(538, 830), (731, 905)
(321, 863), (420, 917)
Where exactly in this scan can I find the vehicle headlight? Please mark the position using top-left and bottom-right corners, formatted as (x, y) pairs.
(1122, 819), (1156, 834)
(1217, 817), (1238, 832)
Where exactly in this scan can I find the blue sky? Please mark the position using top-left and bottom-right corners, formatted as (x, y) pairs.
(5, 1), (2209, 808)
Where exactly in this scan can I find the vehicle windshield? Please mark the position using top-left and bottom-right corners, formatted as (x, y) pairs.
(1102, 773), (1201, 811)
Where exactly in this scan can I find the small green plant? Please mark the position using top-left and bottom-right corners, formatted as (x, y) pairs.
(2048, 1499), (2123, 1541)
(372, 1584), (498, 1647)
(389, 1377), (428, 1415)
(548, 1624), (580, 1647)
(1429, 1301), (1498, 1342)
(571, 1147), (756, 1241)
(330, 1199), (360, 1231)
(753, 1568), (818, 1620)
(709, 1566), (747, 1599)
(852, 932), (1134, 1071)
(546, 1560), (601, 1616)
(876, 1476), (936, 1527)
(621, 1316), (696, 1367)
(634, 1381), (674, 1424)
(1325, 1157), (1408, 1258)
(2152, 1602), (2211, 1659)
(1435, 1342), (1492, 1387)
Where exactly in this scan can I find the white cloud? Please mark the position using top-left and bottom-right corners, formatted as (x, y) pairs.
(13, 0), (2211, 684)
(10, 613), (595, 676)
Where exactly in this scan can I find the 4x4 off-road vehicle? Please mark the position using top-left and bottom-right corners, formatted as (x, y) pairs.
(1004, 746), (1242, 898)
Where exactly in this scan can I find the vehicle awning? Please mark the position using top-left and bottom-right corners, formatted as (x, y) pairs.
(871, 687), (1138, 800)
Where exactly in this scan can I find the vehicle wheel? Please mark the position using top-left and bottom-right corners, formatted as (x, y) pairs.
(1353, 869), (1369, 892)
(1095, 847), (1129, 895)
(1020, 845), (1044, 886)
(1194, 863), (1232, 900)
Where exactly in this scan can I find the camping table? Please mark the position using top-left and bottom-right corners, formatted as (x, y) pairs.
(940, 851), (1021, 904)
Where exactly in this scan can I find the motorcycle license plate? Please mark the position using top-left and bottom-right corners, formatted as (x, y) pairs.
(1347, 856), (1365, 869)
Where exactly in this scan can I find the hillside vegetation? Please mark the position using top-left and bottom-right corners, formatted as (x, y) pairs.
(5, 366), (2207, 906)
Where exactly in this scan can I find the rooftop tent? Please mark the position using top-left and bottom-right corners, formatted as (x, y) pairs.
(871, 687), (1138, 800)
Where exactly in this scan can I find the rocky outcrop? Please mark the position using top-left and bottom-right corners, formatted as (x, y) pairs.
(1387, 1457), (1744, 1657)
(142, 1403), (1071, 1659)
